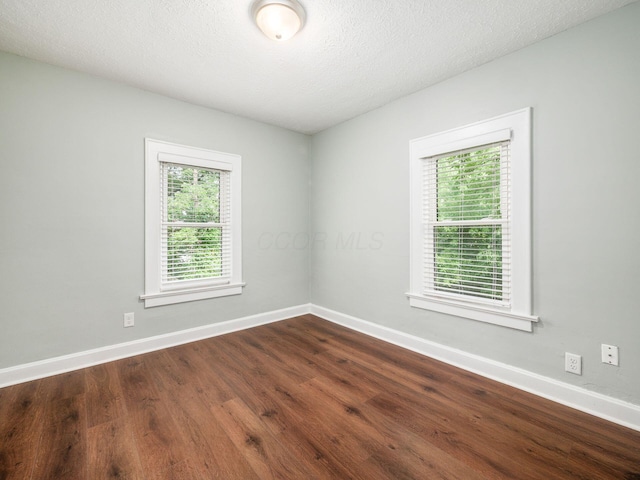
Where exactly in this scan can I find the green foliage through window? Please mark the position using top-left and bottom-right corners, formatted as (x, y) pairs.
(430, 144), (506, 301)
(162, 164), (226, 282)
(434, 225), (502, 300)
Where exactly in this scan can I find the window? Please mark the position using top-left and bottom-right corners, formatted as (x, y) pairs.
(408, 109), (538, 331)
(141, 139), (243, 307)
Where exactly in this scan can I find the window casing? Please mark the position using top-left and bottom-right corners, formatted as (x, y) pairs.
(141, 139), (243, 307)
(408, 109), (538, 331)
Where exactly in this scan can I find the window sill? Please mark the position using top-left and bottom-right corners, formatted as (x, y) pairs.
(406, 293), (538, 332)
(141, 282), (245, 308)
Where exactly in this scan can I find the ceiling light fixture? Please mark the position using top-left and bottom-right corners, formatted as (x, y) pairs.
(252, 0), (306, 42)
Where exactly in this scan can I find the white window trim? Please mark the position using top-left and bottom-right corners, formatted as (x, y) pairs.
(141, 139), (244, 308)
(408, 108), (538, 331)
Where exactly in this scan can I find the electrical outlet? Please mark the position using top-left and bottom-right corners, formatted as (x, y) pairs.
(565, 352), (582, 375)
(601, 344), (619, 366)
(123, 312), (135, 328)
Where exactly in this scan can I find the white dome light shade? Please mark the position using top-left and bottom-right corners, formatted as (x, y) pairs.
(252, 0), (306, 41)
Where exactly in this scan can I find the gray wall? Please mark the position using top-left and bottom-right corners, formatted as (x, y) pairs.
(0, 52), (310, 368)
(310, 3), (640, 404)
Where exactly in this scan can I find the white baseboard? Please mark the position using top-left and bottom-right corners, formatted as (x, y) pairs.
(0, 304), (311, 389)
(310, 304), (640, 432)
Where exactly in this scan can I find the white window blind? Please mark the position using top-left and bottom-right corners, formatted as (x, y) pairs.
(423, 141), (510, 306)
(159, 163), (232, 288)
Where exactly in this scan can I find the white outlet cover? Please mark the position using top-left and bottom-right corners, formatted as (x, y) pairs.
(123, 312), (135, 327)
(601, 344), (619, 366)
(565, 352), (582, 375)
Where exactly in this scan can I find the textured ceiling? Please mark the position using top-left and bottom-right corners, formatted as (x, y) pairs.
(0, 0), (636, 134)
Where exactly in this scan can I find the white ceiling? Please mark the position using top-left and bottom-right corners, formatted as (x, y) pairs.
(0, 0), (636, 134)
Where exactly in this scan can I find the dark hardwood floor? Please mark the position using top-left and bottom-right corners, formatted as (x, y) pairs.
(1, 314), (639, 479)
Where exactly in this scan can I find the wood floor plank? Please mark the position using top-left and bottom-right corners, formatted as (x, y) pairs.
(86, 418), (145, 480)
(2, 315), (640, 480)
(30, 441), (87, 480)
(147, 458), (204, 480)
(115, 355), (189, 476)
(322, 335), (455, 394)
(38, 369), (85, 400)
(165, 342), (236, 405)
(565, 442), (640, 479)
(211, 397), (318, 479)
(508, 389), (640, 460)
(85, 362), (127, 428)
(199, 337), (303, 435)
(274, 423), (366, 480)
(144, 349), (190, 393)
(33, 393), (87, 473)
(0, 380), (47, 480)
(222, 328), (318, 384)
(299, 375), (488, 480)
(30, 393), (88, 480)
(260, 324), (382, 404)
(366, 391), (529, 479)
(154, 375), (259, 479)
(383, 363), (580, 470)
(215, 331), (312, 391)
